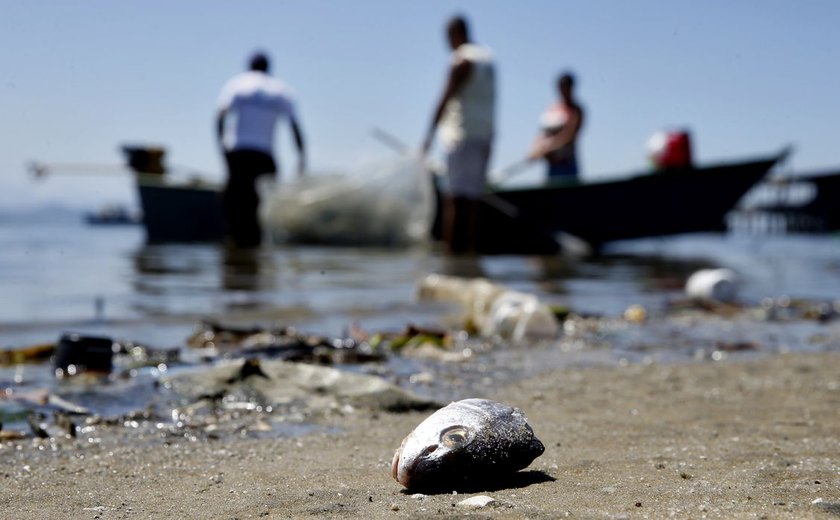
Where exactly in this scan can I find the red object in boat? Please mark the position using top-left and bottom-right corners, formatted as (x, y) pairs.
(652, 131), (693, 169)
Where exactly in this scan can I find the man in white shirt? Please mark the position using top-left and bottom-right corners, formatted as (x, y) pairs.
(422, 16), (495, 254)
(216, 52), (306, 247)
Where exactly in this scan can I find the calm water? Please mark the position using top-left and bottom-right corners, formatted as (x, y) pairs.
(2, 209), (840, 423)
(3, 211), (840, 343)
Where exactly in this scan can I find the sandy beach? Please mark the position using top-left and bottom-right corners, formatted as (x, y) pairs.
(2, 351), (838, 519)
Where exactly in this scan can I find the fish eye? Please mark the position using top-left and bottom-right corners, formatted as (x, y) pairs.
(440, 426), (470, 448)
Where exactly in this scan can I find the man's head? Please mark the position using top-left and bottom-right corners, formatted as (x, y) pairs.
(446, 15), (470, 50)
(249, 52), (270, 73)
(557, 72), (575, 101)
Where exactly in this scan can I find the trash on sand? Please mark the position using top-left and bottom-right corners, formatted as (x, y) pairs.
(757, 296), (839, 323)
(0, 343), (55, 366)
(161, 358), (438, 413)
(117, 341), (180, 370)
(187, 321), (289, 349)
(715, 341), (758, 352)
(685, 268), (739, 303)
(481, 291), (560, 341)
(392, 398), (544, 491)
(1, 388), (91, 416)
(417, 274), (560, 341)
(186, 320), (385, 364)
(53, 333), (115, 378)
(417, 274), (506, 328)
(0, 428), (27, 441)
(402, 342), (473, 363)
(623, 304), (647, 323)
(381, 325), (449, 352)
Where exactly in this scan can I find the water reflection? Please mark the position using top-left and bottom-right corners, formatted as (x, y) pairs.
(531, 256), (573, 294)
(130, 243), (277, 315)
(221, 245), (274, 292)
(440, 254), (485, 278)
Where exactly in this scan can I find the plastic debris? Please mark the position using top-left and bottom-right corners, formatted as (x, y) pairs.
(623, 304), (647, 323)
(53, 333), (115, 378)
(417, 274), (560, 341)
(685, 268), (739, 303)
(482, 291), (559, 341)
(0, 343), (55, 366)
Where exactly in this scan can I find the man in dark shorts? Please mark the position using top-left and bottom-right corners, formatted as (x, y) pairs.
(216, 52), (306, 247)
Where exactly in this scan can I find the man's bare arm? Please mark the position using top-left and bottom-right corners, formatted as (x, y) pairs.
(291, 116), (306, 177)
(422, 59), (472, 155)
(216, 109), (227, 151)
(530, 106), (583, 159)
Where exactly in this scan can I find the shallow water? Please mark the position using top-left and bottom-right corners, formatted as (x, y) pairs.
(2, 210), (840, 428)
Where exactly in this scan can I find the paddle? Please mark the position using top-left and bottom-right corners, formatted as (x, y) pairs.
(369, 127), (412, 157)
(369, 127), (446, 179)
(489, 158), (534, 189)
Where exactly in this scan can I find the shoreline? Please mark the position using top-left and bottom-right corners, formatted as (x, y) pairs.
(2, 350), (839, 518)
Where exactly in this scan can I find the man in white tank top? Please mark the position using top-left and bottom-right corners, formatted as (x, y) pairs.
(422, 15), (495, 254)
(216, 52), (306, 247)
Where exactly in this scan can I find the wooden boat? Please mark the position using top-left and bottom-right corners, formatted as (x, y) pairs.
(127, 146), (787, 251)
(124, 147), (226, 243)
(480, 149), (788, 249)
(137, 174), (225, 242)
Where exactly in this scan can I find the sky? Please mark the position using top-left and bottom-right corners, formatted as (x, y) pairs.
(1, 0), (838, 211)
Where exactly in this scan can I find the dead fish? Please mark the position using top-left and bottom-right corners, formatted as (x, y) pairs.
(392, 398), (544, 490)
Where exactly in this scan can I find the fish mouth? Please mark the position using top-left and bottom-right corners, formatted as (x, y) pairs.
(392, 448), (414, 487)
(393, 445), (443, 489)
(391, 449), (401, 483)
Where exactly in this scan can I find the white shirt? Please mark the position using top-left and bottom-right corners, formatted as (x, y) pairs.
(438, 43), (496, 150)
(217, 71), (297, 154)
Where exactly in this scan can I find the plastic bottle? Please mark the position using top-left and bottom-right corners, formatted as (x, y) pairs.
(685, 268), (739, 303)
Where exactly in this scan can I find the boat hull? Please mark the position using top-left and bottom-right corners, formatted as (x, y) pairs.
(137, 177), (225, 243)
(750, 169), (840, 230)
(133, 152), (783, 251)
(490, 155), (781, 246)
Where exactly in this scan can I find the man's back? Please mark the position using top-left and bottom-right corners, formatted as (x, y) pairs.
(217, 71), (296, 154)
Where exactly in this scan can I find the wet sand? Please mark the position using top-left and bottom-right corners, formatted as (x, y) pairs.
(2, 351), (839, 519)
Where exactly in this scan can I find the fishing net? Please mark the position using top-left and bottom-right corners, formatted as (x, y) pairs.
(260, 156), (434, 247)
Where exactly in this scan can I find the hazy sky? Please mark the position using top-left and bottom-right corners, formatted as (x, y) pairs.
(1, 1), (838, 210)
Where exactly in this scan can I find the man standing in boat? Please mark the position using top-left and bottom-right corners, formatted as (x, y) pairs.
(216, 51), (306, 248)
(529, 71), (584, 181)
(422, 15), (496, 254)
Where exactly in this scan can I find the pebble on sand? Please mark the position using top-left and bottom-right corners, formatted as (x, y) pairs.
(456, 495), (496, 509)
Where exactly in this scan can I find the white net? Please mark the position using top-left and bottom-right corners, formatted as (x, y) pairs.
(259, 156), (434, 247)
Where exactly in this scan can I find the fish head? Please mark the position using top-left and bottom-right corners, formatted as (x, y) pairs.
(392, 398), (544, 490)
(392, 412), (478, 488)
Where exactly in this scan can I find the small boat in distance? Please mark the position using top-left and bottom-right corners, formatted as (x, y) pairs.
(84, 204), (142, 226)
(741, 167), (840, 232)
